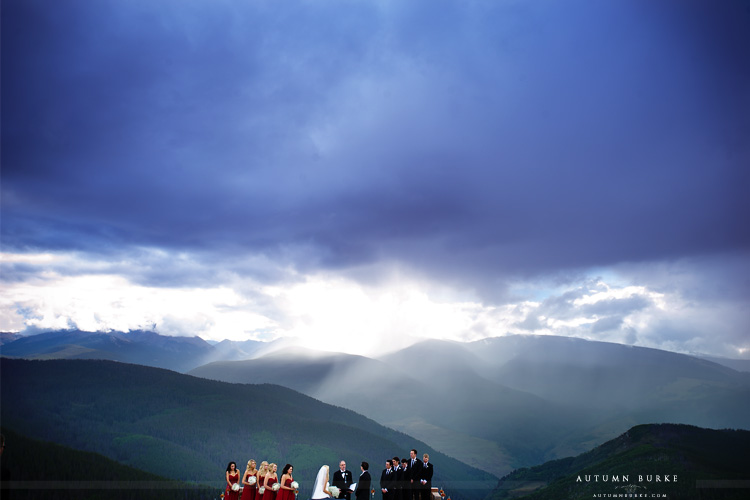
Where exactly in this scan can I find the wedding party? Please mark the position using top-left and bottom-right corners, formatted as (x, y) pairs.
(223, 450), (436, 500)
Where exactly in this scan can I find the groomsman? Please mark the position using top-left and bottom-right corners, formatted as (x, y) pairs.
(333, 460), (354, 500)
(356, 462), (371, 500)
(380, 460), (395, 500)
(407, 449), (423, 500)
(392, 457), (403, 500)
(419, 454), (433, 500)
(400, 458), (409, 492)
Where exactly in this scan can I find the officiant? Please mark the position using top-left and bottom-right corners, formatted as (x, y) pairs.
(333, 460), (354, 500)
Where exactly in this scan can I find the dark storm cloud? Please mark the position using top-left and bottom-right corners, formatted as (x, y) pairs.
(2, 0), (749, 294)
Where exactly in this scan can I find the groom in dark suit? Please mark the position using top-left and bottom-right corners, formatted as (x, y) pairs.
(333, 460), (354, 500)
(356, 462), (371, 500)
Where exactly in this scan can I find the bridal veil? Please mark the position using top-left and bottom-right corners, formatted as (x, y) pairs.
(311, 465), (330, 499)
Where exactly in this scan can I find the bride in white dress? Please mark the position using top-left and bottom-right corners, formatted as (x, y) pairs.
(311, 465), (333, 499)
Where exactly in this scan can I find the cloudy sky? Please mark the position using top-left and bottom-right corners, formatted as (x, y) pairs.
(2, 0), (748, 358)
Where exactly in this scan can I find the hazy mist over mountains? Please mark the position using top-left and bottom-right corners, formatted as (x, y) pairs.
(189, 335), (750, 476)
(4, 330), (748, 478)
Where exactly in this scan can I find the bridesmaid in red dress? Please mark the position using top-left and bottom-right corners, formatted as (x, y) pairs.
(226, 462), (241, 500)
(263, 463), (279, 500)
(242, 459), (259, 500)
(257, 462), (269, 500)
(278, 464), (296, 500)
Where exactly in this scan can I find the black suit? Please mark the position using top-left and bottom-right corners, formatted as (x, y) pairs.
(419, 462), (433, 500)
(406, 459), (422, 500)
(380, 468), (395, 500)
(392, 466), (403, 500)
(333, 469), (353, 500)
(356, 471), (371, 500)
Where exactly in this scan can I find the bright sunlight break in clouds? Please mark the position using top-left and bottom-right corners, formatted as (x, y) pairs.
(2, 0), (749, 359)
(2, 250), (747, 359)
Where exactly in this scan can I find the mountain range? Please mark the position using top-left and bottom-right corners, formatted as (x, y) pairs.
(0, 358), (495, 500)
(189, 336), (750, 477)
(0, 329), (269, 372)
(4, 329), (748, 373)
(3, 330), (750, 479)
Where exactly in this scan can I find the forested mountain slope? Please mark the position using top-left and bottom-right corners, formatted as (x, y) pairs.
(0, 358), (495, 500)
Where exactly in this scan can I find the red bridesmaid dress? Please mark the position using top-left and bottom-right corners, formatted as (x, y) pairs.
(257, 475), (267, 500)
(243, 472), (257, 500)
(265, 476), (278, 500)
(226, 471), (241, 500)
(278, 477), (295, 500)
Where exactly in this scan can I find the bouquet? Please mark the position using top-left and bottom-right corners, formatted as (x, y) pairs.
(232, 484), (240, 492)
(329, 486), (340, 498)
(272, 483), (281, 492)
(259, 487), (266, 494)
(249, 476), (257, 486)
(291, 481), (299, 490)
